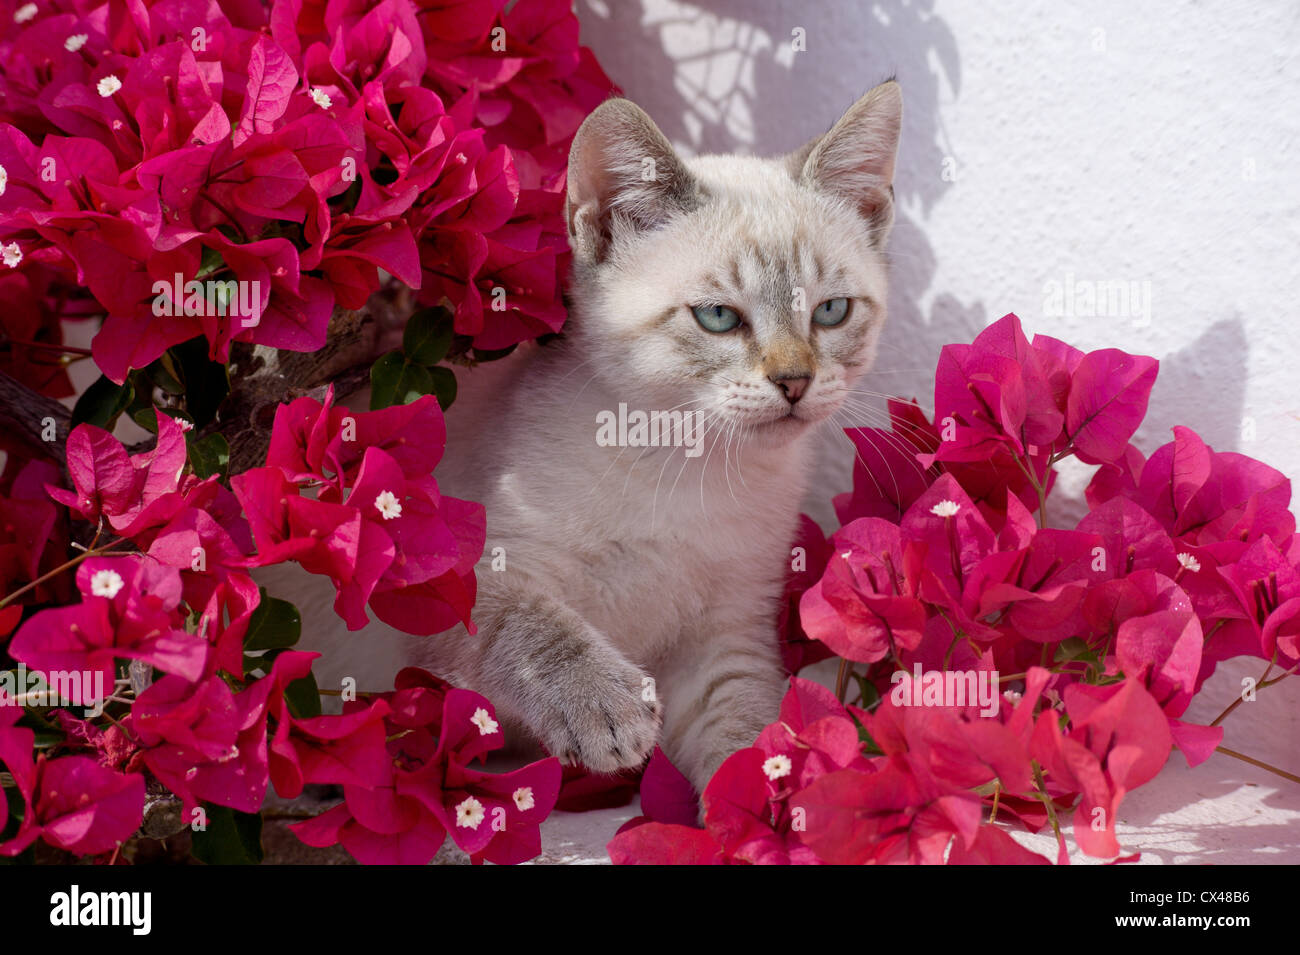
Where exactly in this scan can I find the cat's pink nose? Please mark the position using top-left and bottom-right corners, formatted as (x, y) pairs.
(770, 374), (811, 404)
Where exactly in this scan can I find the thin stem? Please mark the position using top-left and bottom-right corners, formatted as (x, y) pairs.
(1215, 746), (1300, 786)
(0, 535), (125, 608)
(1011, 453), (1051, 530)
(1208, 658), (1275, 727)
(0, 537), (130, 608)
(1031, 761), (1063, 848)
(835, 657), (851, 703)
(2, 338), (94, 357)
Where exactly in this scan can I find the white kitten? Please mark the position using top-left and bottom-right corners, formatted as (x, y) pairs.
(265, 81), (903, 794)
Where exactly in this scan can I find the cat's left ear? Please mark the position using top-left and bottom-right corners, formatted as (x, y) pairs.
(788, 80), (902, 245)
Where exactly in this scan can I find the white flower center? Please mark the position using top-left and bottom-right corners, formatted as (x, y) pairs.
(309, 88), (332, 109)
(2, 243), (21, 269)
(96, 75), (122, 97)
(0, 165), (7, 196)
(762, 754), (792, 781)
(1176, 552), (1201, 573)
(455, 796), (485, 829)
(512, 787), (535, 812)
(64, 33), (87, 51)
(930, 499), (960, 518)
(90, 569), (124, 599)
(13, 3), (37, 23)
(373, 490), (402, 521)
(470, 707), (498, 736)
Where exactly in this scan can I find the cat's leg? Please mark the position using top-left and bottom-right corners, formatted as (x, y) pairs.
(427, 587), (663, 773)
(655, 621), (788, 796)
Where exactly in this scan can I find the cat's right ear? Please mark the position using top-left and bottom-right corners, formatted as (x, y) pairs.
(565, 98), (699, 265)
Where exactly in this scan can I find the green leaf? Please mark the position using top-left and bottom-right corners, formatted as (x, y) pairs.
(402, 306), (455, 366)
(191, 805), (264, 865)
(145, 355), (186, 396)
(853, 673), (881, 711)
(131, 406), (194, 436)
(189, 432), (230, 480)
(369, 351), (433, 409)
(1054, 637), (1096, 664)
(429, 365), (457, 410)
(243, 590), (301, 651)
(170, 337), (230, 428)
(71, 375), (134, 429)
(284, 671), (322, 719)
(195, 246), (226, 280)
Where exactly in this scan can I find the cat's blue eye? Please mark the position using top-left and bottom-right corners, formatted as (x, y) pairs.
(812, 297), (851, 327)
(692, 304), (742, 333)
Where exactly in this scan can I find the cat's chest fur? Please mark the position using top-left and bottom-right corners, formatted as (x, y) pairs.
(435, 341), (807, 663)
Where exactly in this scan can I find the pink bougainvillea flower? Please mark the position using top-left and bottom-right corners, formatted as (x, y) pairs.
(610, 679), (870, 865)
(634, 746), (701, 828)
(154, 651), (317, 815)
(290, 673), (561, 865)
(265, 388), (448, 488)
(0, 458), (61, 604)
(776, 514), (836, 675)
(1075, 496), (1178, 581)
(1063, 348), (1158, 465)
(947, 822), (1052, 864)
(834, 399), (941, 526)
(791, 761), (966, 865)
(45, 412), (190, 536)
(269, 698), (394, 800)
(133, 674), (243, 810)
(755, 677), (873, 789)
(799, 517), (927, 664)
(1212, 535), (1300, 667)
(975, 527), (1101, 644)
(8, 556), (206, 702)
(33, 755), (144, 857)
(1110, 426), (1294, 547)
(930, 313), (1062, 463)
(239, 389), (482, 634)
(0, 707), (40, 856)
(1031, 678), (1172, 858)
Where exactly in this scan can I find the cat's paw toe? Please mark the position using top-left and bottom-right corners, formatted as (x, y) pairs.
(547, 670), (662, 774)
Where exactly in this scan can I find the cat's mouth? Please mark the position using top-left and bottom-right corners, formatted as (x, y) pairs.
(750, 408), (817, 434)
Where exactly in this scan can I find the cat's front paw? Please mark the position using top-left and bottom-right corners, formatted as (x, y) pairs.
(540, 656), (662, 774)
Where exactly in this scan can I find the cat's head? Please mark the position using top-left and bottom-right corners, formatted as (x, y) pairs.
(564, 80), (902, 449)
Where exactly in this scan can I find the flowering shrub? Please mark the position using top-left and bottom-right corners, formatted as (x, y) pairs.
(609, 313), (1298, 865)
(0, 0), (604, 865)
(0, 0), (610, 384)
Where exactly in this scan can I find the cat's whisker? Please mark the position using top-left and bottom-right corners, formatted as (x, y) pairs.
(696, 406), (738, 519)
(554, 356), (597, 385)
(834, 400), (937, 481)
(836, 398), (934, 448)
(838, 393), (940, 448)
(583, 394), (719, 500)
(829, 406), (907, 509)
(664, 406), (727, 519)
(648, 401), (731, 530)
(721, 417), (741, 507)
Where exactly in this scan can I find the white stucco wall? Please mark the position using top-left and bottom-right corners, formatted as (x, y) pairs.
(576, 0), (1300, 527)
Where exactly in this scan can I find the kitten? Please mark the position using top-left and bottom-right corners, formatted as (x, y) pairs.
(271, 80), (903, 795)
